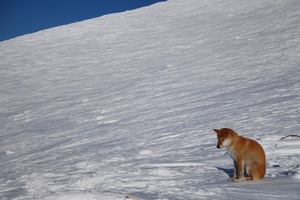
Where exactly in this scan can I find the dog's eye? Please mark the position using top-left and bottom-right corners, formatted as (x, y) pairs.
(221, 139), (225, 141)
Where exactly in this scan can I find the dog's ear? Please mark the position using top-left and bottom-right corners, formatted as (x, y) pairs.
(213, 129), (220, 134)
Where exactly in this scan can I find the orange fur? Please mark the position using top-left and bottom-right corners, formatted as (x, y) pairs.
(213, 128), (266, 182)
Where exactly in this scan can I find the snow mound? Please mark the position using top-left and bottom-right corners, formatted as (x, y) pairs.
(1, 0), (300, 199)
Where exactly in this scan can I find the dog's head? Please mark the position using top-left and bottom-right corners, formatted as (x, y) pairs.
(213, 128), (235, 149)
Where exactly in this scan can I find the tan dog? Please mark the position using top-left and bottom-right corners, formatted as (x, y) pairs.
(213, 128), (266, 182)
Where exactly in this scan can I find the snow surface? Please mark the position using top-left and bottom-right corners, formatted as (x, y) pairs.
(1, 0), (300, 199)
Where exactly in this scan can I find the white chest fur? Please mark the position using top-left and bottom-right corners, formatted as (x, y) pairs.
(227, 146), (237, 160)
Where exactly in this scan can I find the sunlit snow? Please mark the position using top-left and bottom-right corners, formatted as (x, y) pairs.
(1, 0), (300, 199)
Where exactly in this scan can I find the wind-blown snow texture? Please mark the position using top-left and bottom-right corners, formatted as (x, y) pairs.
(1, 0), (300, 199)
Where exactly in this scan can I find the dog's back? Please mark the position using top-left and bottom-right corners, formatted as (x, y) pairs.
(234, 135), (266, 179)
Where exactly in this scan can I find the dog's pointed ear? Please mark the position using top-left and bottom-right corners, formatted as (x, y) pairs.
(213, 129), (220, 134)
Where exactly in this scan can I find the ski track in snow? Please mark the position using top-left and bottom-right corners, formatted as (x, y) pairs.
(1, 0), (300, 199)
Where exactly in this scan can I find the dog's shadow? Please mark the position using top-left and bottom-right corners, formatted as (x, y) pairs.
(216, 167), (234, 178)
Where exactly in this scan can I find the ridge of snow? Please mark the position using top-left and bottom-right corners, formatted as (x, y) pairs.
(1, 0), (300, 199)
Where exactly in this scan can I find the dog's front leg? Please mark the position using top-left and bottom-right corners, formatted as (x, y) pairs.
(234, 160), (247, 182)
(229, 160), (238, 181)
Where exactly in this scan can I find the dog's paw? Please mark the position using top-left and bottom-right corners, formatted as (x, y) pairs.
(229, 177), (236, 181)
(234, 177), (248, 182)
(234, 179), (242, 182)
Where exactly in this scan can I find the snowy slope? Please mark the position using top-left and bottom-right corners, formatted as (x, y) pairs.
(1, 0), (300, 199)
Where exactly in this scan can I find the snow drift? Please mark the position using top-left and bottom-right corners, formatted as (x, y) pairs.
(0, 0), (300, 199)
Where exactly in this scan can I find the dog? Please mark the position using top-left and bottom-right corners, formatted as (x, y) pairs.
(213, 128), (266, 182)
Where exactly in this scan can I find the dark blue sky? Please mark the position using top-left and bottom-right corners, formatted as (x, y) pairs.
(0, 0), (165, 42)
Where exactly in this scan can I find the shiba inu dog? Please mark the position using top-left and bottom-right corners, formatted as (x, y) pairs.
(213, 128), (266, 182)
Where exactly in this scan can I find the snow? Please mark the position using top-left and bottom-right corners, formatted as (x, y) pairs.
(1, 0), (300, 199)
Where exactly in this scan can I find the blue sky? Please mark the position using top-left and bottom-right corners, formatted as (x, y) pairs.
(0, 0), (165, 42)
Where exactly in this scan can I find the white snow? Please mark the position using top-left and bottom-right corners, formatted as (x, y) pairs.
(1, 0), (300, 199)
